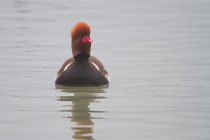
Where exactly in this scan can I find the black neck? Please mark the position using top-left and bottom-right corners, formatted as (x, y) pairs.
(74, 52), (90, 62)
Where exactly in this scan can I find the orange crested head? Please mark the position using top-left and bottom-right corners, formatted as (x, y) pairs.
(71, 22), (91, 39)
(70, 22), (92, 57)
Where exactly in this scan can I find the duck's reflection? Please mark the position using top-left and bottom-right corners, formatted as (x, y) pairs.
(56, 85), (107, 140)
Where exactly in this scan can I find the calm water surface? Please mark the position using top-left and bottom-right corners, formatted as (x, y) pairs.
(0, 0), (210, 140)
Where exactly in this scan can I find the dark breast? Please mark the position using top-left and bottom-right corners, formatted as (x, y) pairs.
(55, 61), (109, 86)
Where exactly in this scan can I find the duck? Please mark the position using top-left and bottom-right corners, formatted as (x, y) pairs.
(55, 22), (109, 86)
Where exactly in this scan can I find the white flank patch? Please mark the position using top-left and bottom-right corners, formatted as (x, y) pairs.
(91, 62), (100, 71)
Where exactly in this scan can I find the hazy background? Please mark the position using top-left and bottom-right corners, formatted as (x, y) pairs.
(0, 0), (210, 140)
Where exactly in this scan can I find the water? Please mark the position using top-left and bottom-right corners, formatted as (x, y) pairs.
(0, 0), (210, 139)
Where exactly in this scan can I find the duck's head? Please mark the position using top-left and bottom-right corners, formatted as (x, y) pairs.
(71, 22), (93, 57)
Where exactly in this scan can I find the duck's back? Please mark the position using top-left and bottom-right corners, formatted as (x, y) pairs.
(55, 61), (108, 86)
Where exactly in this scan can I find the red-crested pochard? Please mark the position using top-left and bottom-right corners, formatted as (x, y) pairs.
(55, 22), (109, 86)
